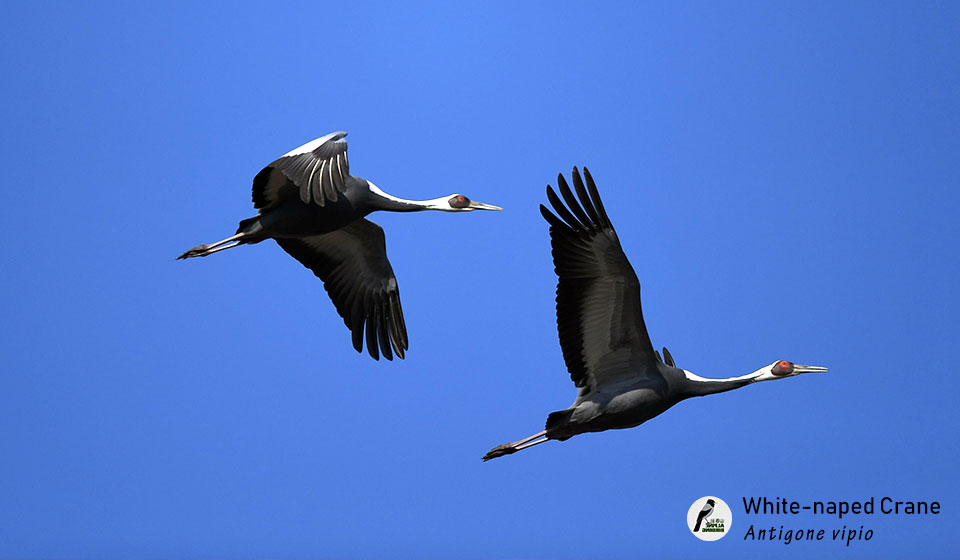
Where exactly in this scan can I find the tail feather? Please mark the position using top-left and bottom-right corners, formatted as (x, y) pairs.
(236, 216), (260, 235)
(545, 409), (574, 435)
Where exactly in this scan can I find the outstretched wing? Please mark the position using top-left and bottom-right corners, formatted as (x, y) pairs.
(539, 167), (661, 394)
(275, 218), (408, 361)
(252, 131), (351, 210)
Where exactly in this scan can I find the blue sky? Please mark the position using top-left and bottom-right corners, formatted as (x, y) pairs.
(2, 2), (958, 558)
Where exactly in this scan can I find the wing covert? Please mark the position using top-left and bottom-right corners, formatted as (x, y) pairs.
(252, 131), (351, 210)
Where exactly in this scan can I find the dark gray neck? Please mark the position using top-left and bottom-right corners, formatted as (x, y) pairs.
(669, 368), (759, 399)
(360, 178), (447, 213)
(373, 198), (431, 212)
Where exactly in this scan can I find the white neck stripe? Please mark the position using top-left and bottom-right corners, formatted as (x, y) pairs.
(367, 181), (451, 209)
(682, 369), (763, 384)
(367, 181), (408, 204)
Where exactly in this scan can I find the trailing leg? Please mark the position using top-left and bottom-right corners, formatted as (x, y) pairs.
(177, 232), (246, 259)
(178, 216), (264, 260)
(482, 430), (548, 461)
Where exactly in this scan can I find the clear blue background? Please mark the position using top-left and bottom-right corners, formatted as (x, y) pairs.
(2, 2), (958, 558)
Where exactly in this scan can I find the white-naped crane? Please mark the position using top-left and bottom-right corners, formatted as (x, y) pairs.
(179, 131), (502, 361)
(482, 167), (826, 461)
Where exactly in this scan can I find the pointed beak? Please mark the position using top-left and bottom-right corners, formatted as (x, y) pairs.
(468, 200), (503, 211)
(794, 364), (829, 374)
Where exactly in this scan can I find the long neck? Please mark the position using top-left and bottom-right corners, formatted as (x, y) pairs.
(366, 181), (448, 212)
(678, 369), (766, 398)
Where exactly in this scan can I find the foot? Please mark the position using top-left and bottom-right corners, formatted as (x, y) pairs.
(482, 442), (518, 462)
(177, 245), (210, 259)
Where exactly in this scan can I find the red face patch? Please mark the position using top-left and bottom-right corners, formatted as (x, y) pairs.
(449, 195), (471, 208)
(771, 360), (794, 376)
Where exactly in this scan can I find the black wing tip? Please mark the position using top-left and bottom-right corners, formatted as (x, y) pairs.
(353, 336), (406, 361)
(354, 286), (407, 363)
(363, 339), (406, 361)
(546, 167), (604, 232)
(552, 165), (611, 232)
(545, 183), (585, 231)
(352, 328), (364, 353)
(539, 203), (563, 228)
(366, 343), (380, 361)
(571, 167), (601, 217)
(579, 166), (611, 228)
(353, 312), (407, 362)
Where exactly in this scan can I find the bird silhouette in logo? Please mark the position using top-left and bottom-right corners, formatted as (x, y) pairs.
(694, 499), (716, 532)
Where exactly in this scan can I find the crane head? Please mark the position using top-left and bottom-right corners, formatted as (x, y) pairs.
(757, 360), (828, 381)
(443, 194), (503, 212)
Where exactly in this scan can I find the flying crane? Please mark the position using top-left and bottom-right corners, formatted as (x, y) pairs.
(483, 167), (825, 460)
(179, 132), (501, 360)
